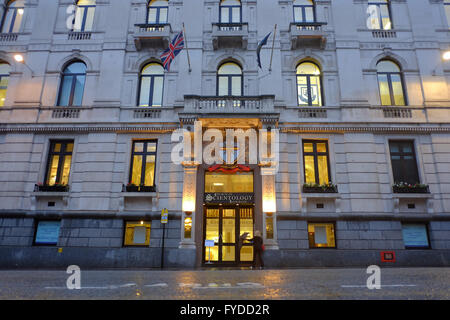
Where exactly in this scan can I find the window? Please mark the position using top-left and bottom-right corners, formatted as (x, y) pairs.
(73, 0), (95, 32)
(402, 223), (430, 249)
(57, 61), (87, 107)
(217, 62), (242, 96)
(389, 141), (420, 185)
(308, 223), (336, 248)
(45, 141), (74, 187)
(205, 172), (253, 193)
(138, 63), (164, 107)
(445, 0), (450, 28)
(377, 60), (406, 106)
(0, 63), (10, 107)
(34, 221), (61, 246)
(368, 0), (392, 30)
(147, 0), (168, 24)
(124, 221), (151, 246)
(1, 0), (25, 33)
(303, 140), (330, 185)
(297, 62), (323, 106)
(220, 0), (241, 24)
(293, 0), (315, 23)
(129, 140), (157, 189)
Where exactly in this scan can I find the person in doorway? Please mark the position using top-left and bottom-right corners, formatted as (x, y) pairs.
(249, 230), (264, 270)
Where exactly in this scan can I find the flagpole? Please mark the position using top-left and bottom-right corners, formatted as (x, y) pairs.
(182, 23), (192, 73)
(269, 24), (277, 72)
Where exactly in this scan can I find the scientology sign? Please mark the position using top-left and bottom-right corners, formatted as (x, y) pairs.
(204, 193), (255, 205)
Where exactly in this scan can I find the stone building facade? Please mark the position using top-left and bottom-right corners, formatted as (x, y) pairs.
(0, 0), (449, 268)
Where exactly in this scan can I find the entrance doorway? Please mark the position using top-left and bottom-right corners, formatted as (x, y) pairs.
(203, 206), (254, 265)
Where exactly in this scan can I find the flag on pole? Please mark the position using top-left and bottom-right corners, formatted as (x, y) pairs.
(257, 32), (272, 69)
(160, 31), (185, 72)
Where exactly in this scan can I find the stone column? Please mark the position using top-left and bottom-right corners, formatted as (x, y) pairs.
(179, 163), (198, 249)
(261, 167), (279, 249)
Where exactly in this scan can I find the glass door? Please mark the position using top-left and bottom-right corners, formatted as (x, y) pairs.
(203, 206), (254, 265)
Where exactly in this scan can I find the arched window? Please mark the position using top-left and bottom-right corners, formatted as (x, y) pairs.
(296, 62), (323, 106)
(0, 62), (11, 107)
(1, 0), (25, 33)
(293, 0), (315, 23)
(368, 0), (392, 30)
(57, 61), (87, 107)
(377, 60), (406, 106)
(219, 0), (241, 24)
(73, 0), (96, 32)
(147, 0), (168, 24)
(217, 62), (242, 96)
(138, 63), (164, 107)
(445, 0), (450, 28)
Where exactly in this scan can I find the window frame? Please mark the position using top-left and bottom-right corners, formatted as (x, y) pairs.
(73, 1), (96, 32)
(368, 0), (393, 30)
(128, 140), (158, 188)
(388, 140), (420, 185)
(0, 63), (10, 107)
(0, 0), (25, 34)
(219, 2), (242, 24)
(137, 63), (165, 107)
(307, 222), (337, 249)
(296, 61), (323, 107)
(293, 1), (316, 23)
(302, 140), (331, 185)
(44, 140), (74, 187)
(445, 0), (450, 28)
(376, 61), (407, 106)
(57, 61), (87, 107)
(146, 1), (168, 25)
(216, 62), (243, 97)
(123, 220), (152, 247)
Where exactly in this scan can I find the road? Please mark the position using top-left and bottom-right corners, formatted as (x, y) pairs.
(0, 267), (448, 300)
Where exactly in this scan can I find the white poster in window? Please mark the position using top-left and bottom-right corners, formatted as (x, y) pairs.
(402, 224), (429, 248)
(133, 226), (147, 244)
(314, 226), (327, 245)
(35, 221), (61, 245)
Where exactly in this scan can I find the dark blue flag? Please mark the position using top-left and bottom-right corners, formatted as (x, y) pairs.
(257, 32), (272, 69)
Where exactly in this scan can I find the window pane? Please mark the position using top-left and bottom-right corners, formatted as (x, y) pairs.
(317, 143), (327, 153)
(0, 88), (6, 106)
(58, 76), (73, 106)
(205, 172), (253, 193)
(305, 7), (314, 22)
(231, 76), (241, 96)
(221, 7), (229, 23)
(222, 246), (235, 261)
(297, 76), (309, 105)
(309, 76), (322, 106)
(1, 10), (14, 33)
(147, 143), (157, 153)
(380, 5), (391, 30)
(303, 143), (313, 153)
(218, 76), (229, 96)
(139, 77), (151, 106)
(84, 7), (95, 31)
(294, 7), (303, 22)
(144, 155), (155, 186)
(47, 155), (60, 185)
(74, 7), (85, 31)
(53, 143), (62, 152)
(318, 155), (329, 185)
(378, 74), (391, 105)
(72, 75), (85, 106)
(368, 5), (380, 30)
(131, 155), (143, 185)
(308, 223), (336, 248)
(390, 74), (405, 106)
(134, 142), (144, 152)
(159, 8), (168, 23)
(304, 155), (316, 184)
(124, 221), (151, 246)
(12, 8), (24, 33)
(148, 8), (157, 23)
(60, 155), (72, 185)
(232, 7), (240, 23)
(152, 76), (164, 107)
(66, 143), (74, 153)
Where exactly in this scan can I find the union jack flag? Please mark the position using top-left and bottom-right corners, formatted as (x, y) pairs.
(160, 31), (185, 71)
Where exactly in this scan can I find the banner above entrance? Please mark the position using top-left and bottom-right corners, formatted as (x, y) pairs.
(204, 192), (254, 205)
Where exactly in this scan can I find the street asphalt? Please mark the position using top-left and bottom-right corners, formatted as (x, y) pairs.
(0, 267), (448, 300)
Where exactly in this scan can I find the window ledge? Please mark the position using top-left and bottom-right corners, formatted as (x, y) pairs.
(392, 193), (433, 199)
(301, 192), (341, 199)
(32, 191), (69, 197)
(121, 192), (158, 198)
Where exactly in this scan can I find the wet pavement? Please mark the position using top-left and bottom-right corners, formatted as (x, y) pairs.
(0, 267), (448, 300)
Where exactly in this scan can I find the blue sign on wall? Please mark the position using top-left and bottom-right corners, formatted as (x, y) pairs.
(35, 221), (61, 245)
(402, 224), (429, 248)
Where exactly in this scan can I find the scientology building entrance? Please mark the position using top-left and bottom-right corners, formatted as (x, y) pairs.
(200, 167), (260, 266)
